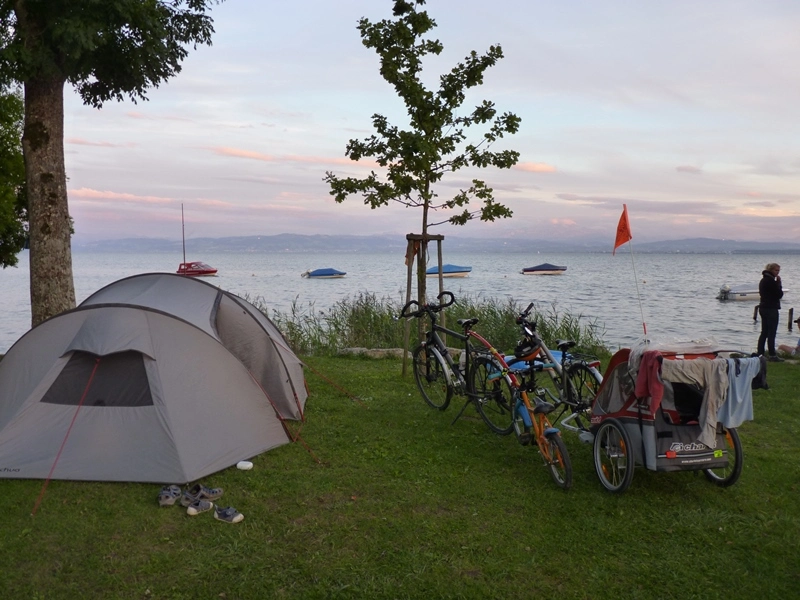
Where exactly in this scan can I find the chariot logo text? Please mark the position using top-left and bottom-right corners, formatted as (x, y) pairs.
(669, 442), (707, 452)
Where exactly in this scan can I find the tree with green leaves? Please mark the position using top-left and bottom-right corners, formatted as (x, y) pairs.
(0, 0), (220, 326)
(0, 83), (27, 268)
(324, 0), (520, 304)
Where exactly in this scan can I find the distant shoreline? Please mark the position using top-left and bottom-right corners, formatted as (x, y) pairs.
(67, 234), (800, 255)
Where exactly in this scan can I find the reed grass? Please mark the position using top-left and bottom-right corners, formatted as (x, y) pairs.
(249, 292), (608, 359)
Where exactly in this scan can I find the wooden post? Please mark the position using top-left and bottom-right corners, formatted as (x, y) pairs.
(402, 238), (415, 376)
(789, 307), (794, 331)
(436, 238), (445, 344)
(402, 233), (445, 376)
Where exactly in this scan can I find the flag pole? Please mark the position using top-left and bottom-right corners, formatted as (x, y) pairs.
(613, 204), (648, 339)
(626, 239), (647, 337)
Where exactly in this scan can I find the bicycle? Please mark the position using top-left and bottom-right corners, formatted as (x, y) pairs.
(400, 291), (517, 436)
(505, 302), (603, 444)
(402, 292), (573, 489)
(471, 310), (577, 489)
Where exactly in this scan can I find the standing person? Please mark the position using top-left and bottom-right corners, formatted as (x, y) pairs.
(757, 262), (784, 361)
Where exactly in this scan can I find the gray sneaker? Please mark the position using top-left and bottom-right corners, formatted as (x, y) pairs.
(180, 483), (224, 507)
(186, 499), (214, 516)
(214, 506), (244, 524)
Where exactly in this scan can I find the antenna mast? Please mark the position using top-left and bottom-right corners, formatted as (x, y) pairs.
(181, 204), (186, 265)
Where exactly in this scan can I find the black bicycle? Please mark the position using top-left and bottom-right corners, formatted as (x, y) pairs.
(400, 291), (517, 435)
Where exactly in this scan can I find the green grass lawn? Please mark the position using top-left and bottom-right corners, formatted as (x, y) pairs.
(1, 356), (799, 599)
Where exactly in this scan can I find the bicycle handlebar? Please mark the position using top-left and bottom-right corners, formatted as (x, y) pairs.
(516, 302), (536, 326)
(400, 291), (456, 319)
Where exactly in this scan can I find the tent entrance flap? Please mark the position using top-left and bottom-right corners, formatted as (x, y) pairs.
(41, 351), (154, 407)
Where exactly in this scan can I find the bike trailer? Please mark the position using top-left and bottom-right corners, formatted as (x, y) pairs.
(590, 344), (755, 473)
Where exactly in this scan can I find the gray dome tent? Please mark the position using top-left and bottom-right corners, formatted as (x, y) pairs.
(79, 272), (307, 421)
(0, 304), (291, 483)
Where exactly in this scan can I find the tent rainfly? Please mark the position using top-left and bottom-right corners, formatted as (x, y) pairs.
(79, 272), (307, 421)
(0, 303), (294, 484)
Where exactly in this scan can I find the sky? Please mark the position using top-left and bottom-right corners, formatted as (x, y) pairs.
(61, 0), (800, 245)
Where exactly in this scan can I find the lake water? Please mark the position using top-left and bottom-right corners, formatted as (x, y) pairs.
(1, 249), (798, 355)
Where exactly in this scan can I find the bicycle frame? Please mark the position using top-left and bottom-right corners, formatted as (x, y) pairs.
(509, 303), (602, 442)
(401, 291), (520, 430)
(422, 323), (469, 391)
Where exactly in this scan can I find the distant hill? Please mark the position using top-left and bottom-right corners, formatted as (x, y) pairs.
(72, 234), (800, 254)
(631, 237), (800, 254)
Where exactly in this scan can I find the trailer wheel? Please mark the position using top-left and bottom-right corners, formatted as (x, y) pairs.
(593, 418), (634, 493)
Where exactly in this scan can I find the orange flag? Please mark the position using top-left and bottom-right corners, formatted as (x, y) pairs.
(613, 204), (632, 255)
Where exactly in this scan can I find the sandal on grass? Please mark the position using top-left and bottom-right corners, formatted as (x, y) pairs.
(180, 483), (224, 507)
(157, 484), (182, 507)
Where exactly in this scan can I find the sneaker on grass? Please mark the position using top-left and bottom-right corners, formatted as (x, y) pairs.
(180, 483), (224, 507)
(186, 499), (214, 516)
(214, 506), (244, 524)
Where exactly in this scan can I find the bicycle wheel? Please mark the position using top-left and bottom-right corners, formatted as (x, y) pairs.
(703, 427), (743, 487)
(566, 363), (603, 427)
(593, 418), (634, 493)
(470, 354), (515, 435)
(412, 344), (452, 410)
(543, 432), (573, 490)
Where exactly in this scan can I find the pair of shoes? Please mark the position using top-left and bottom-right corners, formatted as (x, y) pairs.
(186, 499), (214, 516)
(214, 506), (244, 524)
(768, 355), (785, 362)
(180, 483), (224, 507)
(157, 484), (182, 507)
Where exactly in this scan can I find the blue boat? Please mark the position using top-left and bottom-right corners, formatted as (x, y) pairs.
(521, 263), (567, 275)
(426, 264), (472, 278)
(301, 268), (346, 279)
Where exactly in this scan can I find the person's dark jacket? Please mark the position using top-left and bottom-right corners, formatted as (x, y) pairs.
(759, 270), (783, 310)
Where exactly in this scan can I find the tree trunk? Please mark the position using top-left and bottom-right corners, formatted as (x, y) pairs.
(418, 199), (429, 307)
(22, 74), (76, 326)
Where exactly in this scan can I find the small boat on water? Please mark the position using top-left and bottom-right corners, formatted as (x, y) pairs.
(176, 205), (217, 277)
(425, 264), (472, 278)
(717, 283), (790, 301)
(521, 263), (567, 275)
(177, 261), (218, 277)
(302, 268), (346, 279)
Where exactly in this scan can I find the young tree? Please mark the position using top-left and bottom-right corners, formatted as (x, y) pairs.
(0, 84), (27, 268)
(324, 0), (520, 304)
(0, 0), (220, 326)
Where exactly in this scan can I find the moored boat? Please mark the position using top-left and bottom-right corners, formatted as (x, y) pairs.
(176, 204), (217, 277)
(302, 268), (346, 279)
(425, 264), (472, 278)
(717, 283), (789, 301)
(521, 263), (567, 275)
(177, 261), (218, 277)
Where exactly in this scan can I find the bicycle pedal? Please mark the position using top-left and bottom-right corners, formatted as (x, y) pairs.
(517, 432), (532, 446)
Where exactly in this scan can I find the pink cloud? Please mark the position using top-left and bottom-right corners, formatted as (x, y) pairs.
(69, 187), (174, 204)
(66, 138), (135, 148)
(196, 199), (237, 209)
(514, 162), (557, 173)
(211, 146), (374, 167)
(676, 165), (702, 174)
